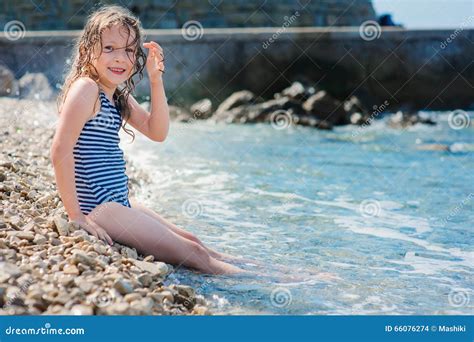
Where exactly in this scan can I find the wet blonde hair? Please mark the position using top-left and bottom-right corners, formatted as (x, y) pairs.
(57, 5), (147, 142)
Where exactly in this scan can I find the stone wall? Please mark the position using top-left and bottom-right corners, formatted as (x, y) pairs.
(0, 0), (376, 30)
(1, 27), (473, 111)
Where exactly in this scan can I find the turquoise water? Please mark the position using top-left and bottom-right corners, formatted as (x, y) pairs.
(122, 111), (473, 315)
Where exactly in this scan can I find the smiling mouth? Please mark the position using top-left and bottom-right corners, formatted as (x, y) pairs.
(108, 67), (126, 75)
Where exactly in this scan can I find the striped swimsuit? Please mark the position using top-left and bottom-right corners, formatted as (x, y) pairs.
(73, 90), (131, 215)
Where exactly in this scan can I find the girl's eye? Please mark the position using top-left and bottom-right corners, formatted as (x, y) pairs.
(125, 48), (134, 53)
(103, 46), (114, 52)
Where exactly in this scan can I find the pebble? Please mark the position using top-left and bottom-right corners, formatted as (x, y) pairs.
(132, 260), (169, 278)
(0, 97), (207, 315)
(113, 278), (134, 295)
(121, 246), (138, 259)
(63, 264), (80, 275)
(53, 216), (70, 236)
(71, 304), (94, 315)
(16, 231), (35, 241)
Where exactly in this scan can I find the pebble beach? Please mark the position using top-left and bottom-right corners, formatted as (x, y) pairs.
(0, 97), (209, 315)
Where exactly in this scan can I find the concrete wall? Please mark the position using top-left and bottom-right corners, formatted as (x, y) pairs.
(1, 27), (473, 111)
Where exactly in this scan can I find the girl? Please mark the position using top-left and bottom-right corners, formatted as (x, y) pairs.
(50, 5), (243, 275)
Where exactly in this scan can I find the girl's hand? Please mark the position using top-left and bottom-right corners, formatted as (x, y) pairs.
(143, 41), (165, 83)
(70, 217), (114, 246)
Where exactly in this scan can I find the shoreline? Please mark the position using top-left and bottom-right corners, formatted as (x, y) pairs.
(0, 98), (209, 315)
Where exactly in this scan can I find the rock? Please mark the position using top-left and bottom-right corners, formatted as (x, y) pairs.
(130, 297), (154, 314)
(74, 279), (94, 293)
(93, 244), (108, 255)
(57, 275), (74, 287)
(213, 96), (303, 124)
(0, 64), (18, 97)
(143, 255), (154, 262)
(171, 284), (195, 299)
(63, 264), (80, 275)
(124, 293), (142, 303)
(132, 260), (169, 277)
(33, 234), (47, 245)
(104, 302), (130, 315)
(53, 216), (70, 236)
(174, 293), (196, 310)
(149, 290), (174, 303)
(292, 114), (332, 130)
(190, 98), (213, 119)
(7, 215), (22, 230)
(388, 111), (436, 128)
(16, 231), (35, 241)
(113, 278), (134, 295)
(0, 262), (22, 282)
(280, 81), (309, 101)
(169, 105), (193, 122)
(192, 304), (210, 315)
(71, 250), (95, 267)
(71, 304), (94, 315)
(121, 246), (138, 259)
(0, 172), (6, 182)
(215, 90), (256, 116)
(303, 91), (348, 125)
(137, 273), (153, 287)
(18, 72), (54, 101)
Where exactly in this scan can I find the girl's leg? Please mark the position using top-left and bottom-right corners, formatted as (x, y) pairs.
(86, 201), (243, 275)
(129, 198), (245, 262)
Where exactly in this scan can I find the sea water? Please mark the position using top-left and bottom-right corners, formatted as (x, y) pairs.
(122, 111), (473, 315)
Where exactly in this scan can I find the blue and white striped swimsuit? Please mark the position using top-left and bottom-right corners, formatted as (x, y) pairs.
(73, 90), (131, 215)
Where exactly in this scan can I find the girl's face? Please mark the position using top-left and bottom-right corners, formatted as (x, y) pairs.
(93, 25), (136, 89)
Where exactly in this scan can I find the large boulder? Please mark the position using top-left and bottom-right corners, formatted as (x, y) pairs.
(190, 98), (212, 119)
(19, 72), (54, 100)
(302, 90), (348, 125)
(276, 81), (314, 102)
(343, 95), (370, 125)
(169, 105), (193, 122)
(0, 64), (19, 97)
(388, 111), (436, 128)
(214, 90), (256, 117)
(212, 96), (304, 124)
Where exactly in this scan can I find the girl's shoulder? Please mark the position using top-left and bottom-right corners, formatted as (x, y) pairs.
(70, 77), (100, 95)
(61, 77), (101, 121)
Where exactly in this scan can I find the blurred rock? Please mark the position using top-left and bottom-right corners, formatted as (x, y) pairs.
(18, 73), (54, 101)
(190, 98), (212, 119)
